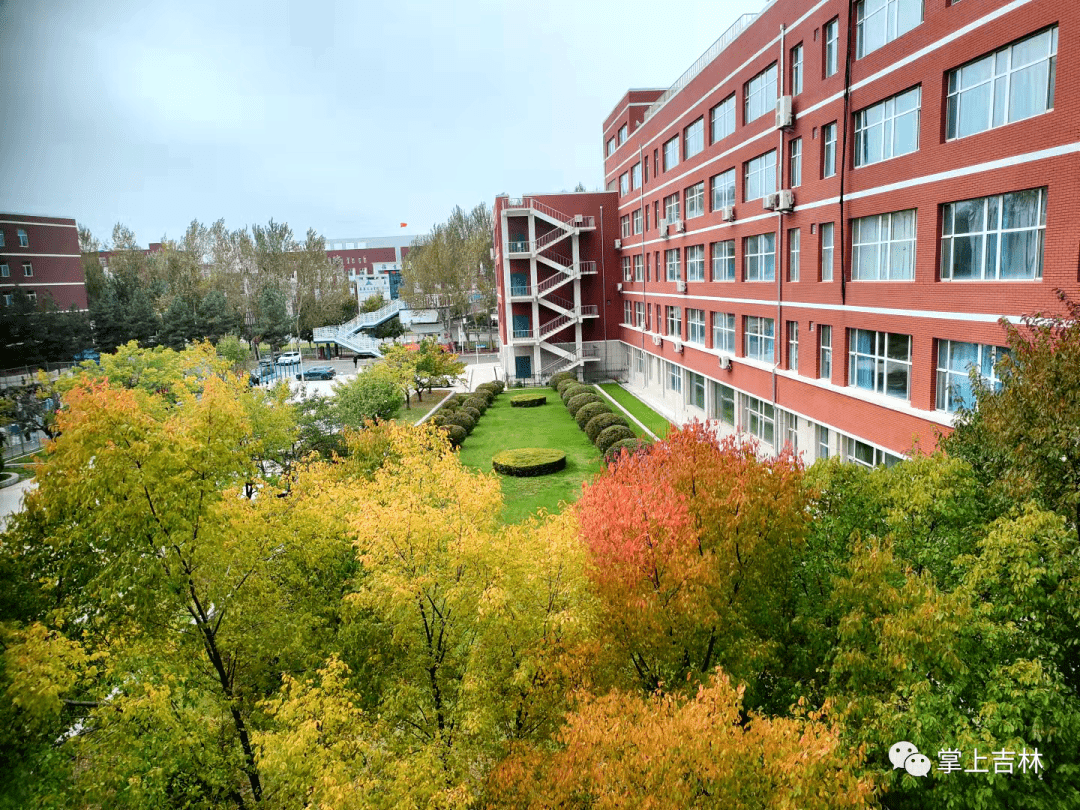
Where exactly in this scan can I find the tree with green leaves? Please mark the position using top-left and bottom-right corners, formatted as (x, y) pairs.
(400, 203), (495, 343)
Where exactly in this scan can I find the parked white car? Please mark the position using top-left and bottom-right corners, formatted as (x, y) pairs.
(275, 351), (303, 365)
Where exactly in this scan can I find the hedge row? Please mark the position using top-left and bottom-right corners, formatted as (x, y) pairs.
(429, 382), (504, 448)
(554, 380), (647, 462)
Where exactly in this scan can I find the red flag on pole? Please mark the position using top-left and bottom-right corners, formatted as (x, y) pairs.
(400, 222), (407, 227)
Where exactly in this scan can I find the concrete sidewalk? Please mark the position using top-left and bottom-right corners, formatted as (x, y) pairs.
(0, 477), (36, 529)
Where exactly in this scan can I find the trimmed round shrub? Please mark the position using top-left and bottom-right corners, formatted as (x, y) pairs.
(462, 405), (482, 422)
(465, 396), (489, 414)
(442, 424), (467, 448)
(574, 401), (611, 430)
(560, 384), (589, 404)
(472, 389), (495, 405)
(604, 437), (649, 464)
(511, 393), (547, 408)
(446, 411), (476, 434)
(492, 448), (567, 477)
(549, 371), (576, 390)
(449, 393), (471, 407)
(586, 412), (630, 443)
(596, 424), (637, 455)
(488, 380), (505, 394)
(428, 413), (448, 427)
(476, 382), (500, 397)
(566, 392), (602, 417)
(557, 378), (583, 397)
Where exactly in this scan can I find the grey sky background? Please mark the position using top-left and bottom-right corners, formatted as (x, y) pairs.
(0, 0), (751, 247)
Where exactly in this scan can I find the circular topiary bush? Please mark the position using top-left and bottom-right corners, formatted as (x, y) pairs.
(492, 448), (567, 477)
(604, 437), (649, 464)
(557, 378), (583, 397)
(475, 382), (500, 397)
(566, 392), (602, 417)
(449, 393), (471, 407)
(473, 389), (495, 405)
(511, 393), (547, 408)
(462, 406), (482, 423)
(575, 400), (611, 429)
(586, 412), (630, 443)
(560, 384), (589, 404)
(550, 371), (576, 390)
(488, 380), (505, 394)
(465, 396), (489, 414)
(446, 412), (476, 434)
(442, 424), (467, 448)
(596, 424), (637, 455)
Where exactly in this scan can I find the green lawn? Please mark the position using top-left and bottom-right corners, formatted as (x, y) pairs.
(596, 383), (672, 439)
(457, 393), (604, 524)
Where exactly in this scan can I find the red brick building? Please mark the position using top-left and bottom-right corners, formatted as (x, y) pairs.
(0, 214), (87, 311)
(495, 0), (1079, 466)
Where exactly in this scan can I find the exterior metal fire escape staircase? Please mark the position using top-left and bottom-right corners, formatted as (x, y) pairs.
(312, 299), (406, 357)
(504, 198), (599, 379)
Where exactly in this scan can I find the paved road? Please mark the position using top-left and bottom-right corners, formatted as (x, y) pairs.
(0, 477), (36, 529)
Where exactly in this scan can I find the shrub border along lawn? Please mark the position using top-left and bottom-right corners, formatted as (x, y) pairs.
(595, 383), (671, 439)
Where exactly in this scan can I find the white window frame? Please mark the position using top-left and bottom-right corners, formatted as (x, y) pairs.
(745, 63), (778, 124)
(632, 209), (642, 234)
(936, 339), (1008, 412)
(855, 87), (921, 167)
(663, 136), (680, 172)
(635, 301), (645, 326)
(665, 249), (681, 282)
(745, 316), (775, 362)
(856, 0), (924, 59)
(851, 209), (917, 280)
(821, 223), (835, 281)
(621, 215), (631, 238)
(823, 122), (837, 178)
(941, 188), (1046, 280)
(791, 44), (803, 95)
(632, 163), (642, 189)
(624, 300), (633, 324)
(712, 168), (736, 210)
(689, 371), (706, 410)
(711, 94), (736, 143)
(713, 312), (736, 353)
(606, 137), (615, 156)
(618, 124), (628, 144)
(684, 117), (704, 160)
(744, 150), (777, 202)
(620, 173), (629, 196)
(946, 27), (1058, 141)
(788, 321), (799, 371)
(844, 436), (902, 468)
(687, 308), (706, 344)
(788, 228), (800, 281)
(819, 325), (833, 379)
(685, 182), (705, 219)
(686, 245), (705, 282)
(663, 193), (681, 224)
(666, 360), (683, 393)
(17, 228), (28, 248)
(825, 18), (839, 77)
(712, 381), (736, 424)
(0, 264), (8, 278)
(789, 138), (802, 188)
(744, 395), (776, 447)
(712, 240), (735, 282)
(848, 328), (912, 400)
(744, 232), (776, 282)
(22, 262), (33, 278)
(633, 254), (644, 281)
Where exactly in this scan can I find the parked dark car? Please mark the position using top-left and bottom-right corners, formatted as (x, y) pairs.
(296, 366), (336, 381)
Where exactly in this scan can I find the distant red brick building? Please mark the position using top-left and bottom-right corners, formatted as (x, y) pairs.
(495, 0), (1079, 467)
(0, 214), (87, 311)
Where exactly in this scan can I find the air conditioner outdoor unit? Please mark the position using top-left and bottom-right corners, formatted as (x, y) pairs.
(676, 280), (687, 293)
(673, 340), (684, 353)
(614, 238), (622, 249)
(762, 192), (779, 211)
(776, 95), (794, 129)
(616, 282), (623, 292)
(719, 355), (732, 370)
(777, 189), (795, 212)
(489, 248), (495, 260)
(720, 206), (735, 222)
(652, 333), (663, 346)
(573, 214), (584, 225)
(674, 220), (685, 233)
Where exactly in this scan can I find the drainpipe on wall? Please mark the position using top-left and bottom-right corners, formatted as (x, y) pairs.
(774, 23), (787, 412)
(599, 205), (607, 377)
(839, 0), (856, 306)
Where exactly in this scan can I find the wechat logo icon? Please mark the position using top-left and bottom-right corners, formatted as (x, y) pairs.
(890, 741), (931, 777)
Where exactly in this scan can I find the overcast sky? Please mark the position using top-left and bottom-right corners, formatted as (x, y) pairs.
(0, 0), (753, 247)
